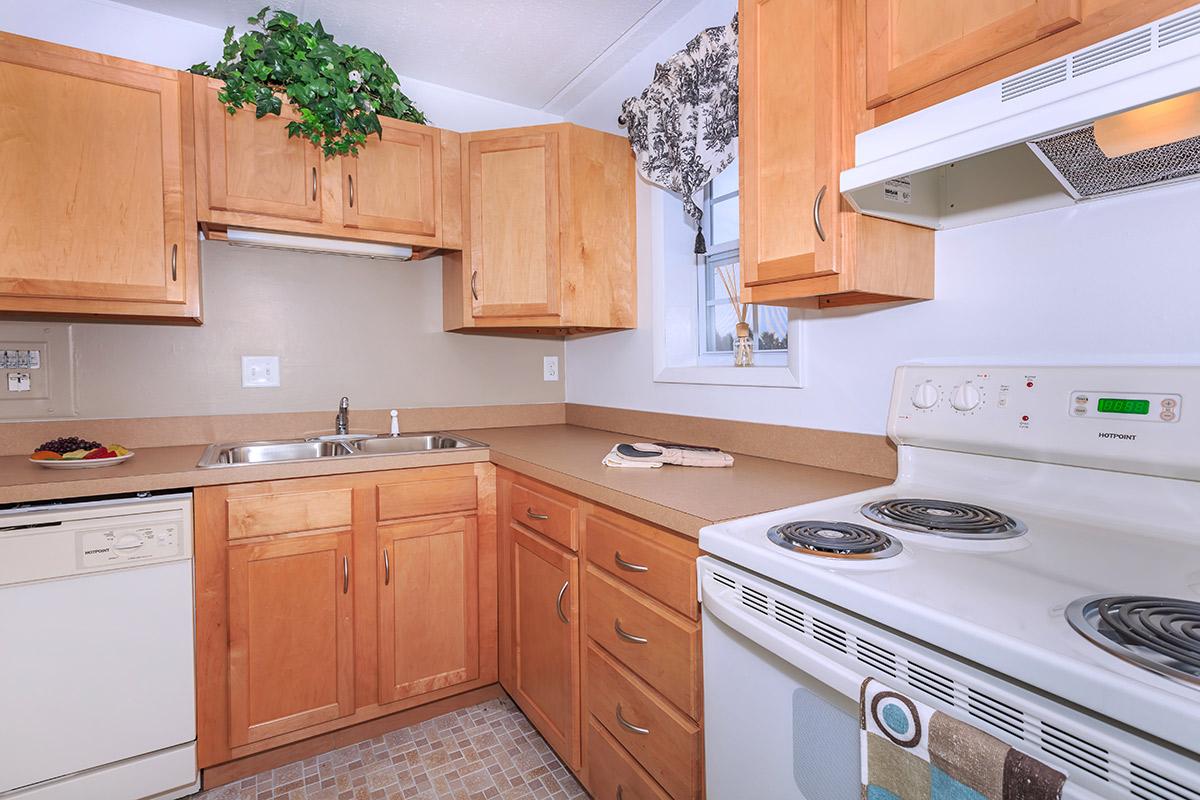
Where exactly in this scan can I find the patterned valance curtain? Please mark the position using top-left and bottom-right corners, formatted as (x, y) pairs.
(619, 14), (738, 254)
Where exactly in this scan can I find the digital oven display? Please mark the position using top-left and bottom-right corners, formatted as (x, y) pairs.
(1097, 398), (1150, 415)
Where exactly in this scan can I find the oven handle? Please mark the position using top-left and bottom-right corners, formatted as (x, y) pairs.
(701, 572), (862, 701)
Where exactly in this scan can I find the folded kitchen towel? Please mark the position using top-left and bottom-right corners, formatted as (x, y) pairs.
(860, 678), (1066, 800)
(602, 442), (734, 469)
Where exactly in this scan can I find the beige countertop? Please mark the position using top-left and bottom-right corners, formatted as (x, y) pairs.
(0, 425), (890, 538)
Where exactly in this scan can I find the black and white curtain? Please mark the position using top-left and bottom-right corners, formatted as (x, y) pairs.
(619, 14), (739, 254)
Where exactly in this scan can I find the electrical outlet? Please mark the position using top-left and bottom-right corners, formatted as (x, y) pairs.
(543, 356), (559, 382)
(242, 355), (280, 388)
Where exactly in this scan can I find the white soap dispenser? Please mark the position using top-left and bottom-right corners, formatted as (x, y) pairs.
(389, 409), (400, 436)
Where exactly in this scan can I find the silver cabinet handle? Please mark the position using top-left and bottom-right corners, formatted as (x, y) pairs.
(343, 555), (350, 594)
(555, 579), (569, 624)
(312, 166), (318, 201)
(614, 551), (648, 573)
(617, 788), (624, 800)
(614, 618), (648, 644)
(615, 703), (649, 735)
(470, 270), (479, 301)
(347, 174), (355, 207)
(170, 244), (178, 281)
(526, 508), (550, 521)
(813, 184), (827, 242)
(383, 548), (390, 586)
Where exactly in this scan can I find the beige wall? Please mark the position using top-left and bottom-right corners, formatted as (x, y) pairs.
(7, 242), (565, 421)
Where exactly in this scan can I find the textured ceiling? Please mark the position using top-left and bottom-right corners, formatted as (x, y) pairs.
(117, 0), (688, 108)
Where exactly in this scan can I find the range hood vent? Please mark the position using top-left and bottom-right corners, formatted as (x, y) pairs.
(1031, 125), (1200, 198)
(841, 4), (1200, 230)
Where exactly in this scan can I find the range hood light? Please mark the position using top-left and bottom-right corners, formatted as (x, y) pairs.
(220, 228), (414, 261)
(1093, 91), (1200, 158)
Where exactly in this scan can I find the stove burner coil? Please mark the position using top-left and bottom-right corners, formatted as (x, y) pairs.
(860, 499), (1027, 539)
(766, 521), (903, 559)
(1066, 595), (1200, 687)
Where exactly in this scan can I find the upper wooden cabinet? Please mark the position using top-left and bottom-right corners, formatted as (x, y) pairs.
(738, 0), (933, 308)
(868, 0), (1197, 122)
(193, 74), (461, 251)
(443, 123), (637, 335)
(0, 33), (200, 322)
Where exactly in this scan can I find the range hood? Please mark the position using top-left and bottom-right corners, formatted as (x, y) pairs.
(841, 4), (1200, 230)
(215, 228), (414, 260)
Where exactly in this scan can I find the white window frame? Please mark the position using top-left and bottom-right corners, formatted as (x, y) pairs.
(650, 183), (803, 389)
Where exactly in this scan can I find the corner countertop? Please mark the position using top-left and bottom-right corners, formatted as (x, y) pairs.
(0, 425), (890, 538)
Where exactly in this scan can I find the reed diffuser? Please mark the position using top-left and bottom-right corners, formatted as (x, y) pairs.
(715, 264), (753, 367)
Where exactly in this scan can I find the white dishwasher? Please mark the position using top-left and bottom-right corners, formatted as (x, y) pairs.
(0, 492), (198, 800)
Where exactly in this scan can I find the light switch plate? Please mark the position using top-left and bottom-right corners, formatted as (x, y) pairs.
(242, 355), (280, 388)
(543, 356), (559, 382)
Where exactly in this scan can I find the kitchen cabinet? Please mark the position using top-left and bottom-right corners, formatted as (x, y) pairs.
(0, 32), (200, 321)
(497, 468), (703, 798)
(443, 123), (637, 335)
(378, 515), (479, 703)
(868, 0), (1196, 123)
(738, 0), (933, 308)
(194, 464), (496, 773)
(193, 74), (461, 250)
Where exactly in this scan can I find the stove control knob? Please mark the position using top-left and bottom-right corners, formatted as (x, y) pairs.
(950, 382), (982, 412)
(911, 382), (939, 410)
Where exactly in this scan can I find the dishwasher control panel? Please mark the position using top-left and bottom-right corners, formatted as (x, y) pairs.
(78, 522), (182, 568)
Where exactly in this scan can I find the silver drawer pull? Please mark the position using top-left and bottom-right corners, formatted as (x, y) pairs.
(813, 184), (828, 242)
(616, 788), (624, 800)
(347, 174), (355, 207)
(170, 244), (178, 281)
(311, 166), (318, 201)
(471, 270), (479, 301)
(555, 579), (570, 624)
(526, 508), (550, 521)
(614, 619), (648, 644)
(342, 555), (350, 594)
(614, 551), (648, 573)
(615, 703), (649, 735)
(383, 548), (390, 586)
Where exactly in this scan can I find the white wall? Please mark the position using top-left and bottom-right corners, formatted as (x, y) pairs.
(0, 0), (564, 421)
(561, 0), (1200, 436)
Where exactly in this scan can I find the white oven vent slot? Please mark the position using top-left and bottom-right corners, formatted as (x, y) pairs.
(709, 567), (1200, 800)
(1071, 27), (1152, 77)
(1159, 8), (1200, 47)
(1001, 59), (1067, 102)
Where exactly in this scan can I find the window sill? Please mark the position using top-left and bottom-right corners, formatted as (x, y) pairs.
(654, 364), (802, 388)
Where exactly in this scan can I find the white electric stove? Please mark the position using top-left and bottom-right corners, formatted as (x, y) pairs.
(699, 366), (1200, 800)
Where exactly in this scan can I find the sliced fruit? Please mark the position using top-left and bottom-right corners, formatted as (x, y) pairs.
(109, 444), (131, 456)
(30, 450), (63, 460)
(83, 448), (115, 459)
(62, 449), (90, 460)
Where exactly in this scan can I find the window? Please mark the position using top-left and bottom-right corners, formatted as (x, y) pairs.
(696, 160), (789, 367)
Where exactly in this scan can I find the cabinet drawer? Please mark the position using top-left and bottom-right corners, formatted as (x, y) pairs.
(587, 716), (671, 800)
(226, 488), (352, 540)
(377, 473), (477, 521)
(585, 566), (699, 719)
(587, 644), (700, 800)
(510, 479), (577, 550)
(584, 509), (698, 620)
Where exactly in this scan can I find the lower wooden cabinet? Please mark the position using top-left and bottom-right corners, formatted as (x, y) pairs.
(497, 468), (703, 799)
(226, 530), (355, 746)
(195, 464), (496, 769)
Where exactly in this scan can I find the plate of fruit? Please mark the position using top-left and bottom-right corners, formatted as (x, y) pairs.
(29, 437), (134, 468)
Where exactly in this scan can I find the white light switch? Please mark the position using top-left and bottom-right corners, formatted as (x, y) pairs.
(7, 372), (31, 392)
(543, 356), (559, 382)
(241, 355), (280, 388)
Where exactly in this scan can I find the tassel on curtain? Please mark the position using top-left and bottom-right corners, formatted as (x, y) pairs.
(618, 14), (739, 254)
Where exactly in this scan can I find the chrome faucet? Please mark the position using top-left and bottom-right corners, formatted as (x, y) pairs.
(335, 396), (350, 436)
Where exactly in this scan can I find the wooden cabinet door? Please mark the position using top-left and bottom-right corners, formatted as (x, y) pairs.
(866, 0), (1083, 107)
(739, 0), (840, 287)
(227, 530), (355, 746)
(342, 118), (439, 237)
(509, 525), (580, 769)
(0, 35), (189, 306)
(378, 515), (479, 704)
(200, 78), (322, 222)
(466, 132), (561, 318)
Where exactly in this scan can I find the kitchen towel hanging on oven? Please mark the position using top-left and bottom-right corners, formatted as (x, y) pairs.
(618, 14), (738, 254)
(860, 678), (1067, 800)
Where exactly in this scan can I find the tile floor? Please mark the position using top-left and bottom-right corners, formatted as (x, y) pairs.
(194, 697), (587, 800)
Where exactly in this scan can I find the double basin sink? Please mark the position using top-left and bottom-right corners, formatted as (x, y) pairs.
(197, 433), (487, 468)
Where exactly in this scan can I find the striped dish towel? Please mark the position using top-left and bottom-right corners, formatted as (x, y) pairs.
(860, 678), (1067, 800)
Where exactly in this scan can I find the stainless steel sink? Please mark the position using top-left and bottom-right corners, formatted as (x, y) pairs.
(197, 433), (487, 467)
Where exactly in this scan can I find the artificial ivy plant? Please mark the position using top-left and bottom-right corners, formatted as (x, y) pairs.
(190, 7), (426, 157)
